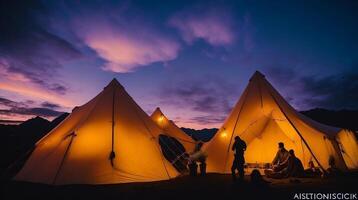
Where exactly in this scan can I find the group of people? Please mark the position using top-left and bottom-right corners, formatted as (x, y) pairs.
(231, 137), (326, 181)
(264, 142), (305, 179)
(187, 136), (337, 181)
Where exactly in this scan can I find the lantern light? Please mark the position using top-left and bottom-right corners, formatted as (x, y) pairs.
(158, 115), (164, 122)
(221, 128), (227, 138)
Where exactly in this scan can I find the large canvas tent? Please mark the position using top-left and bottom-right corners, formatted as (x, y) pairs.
(14, 79), (179, 185)
(151, 107), (196, 153)
(204, 71), (358, 173)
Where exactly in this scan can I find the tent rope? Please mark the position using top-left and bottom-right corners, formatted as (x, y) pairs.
(300, 138), (306, 167)
(161, 127), (189, 155)
(263, 78), (327, 173)
(21, 89), (107, 180)
(155, 115), (192, 169)
(127, 95), (173, 179)
(52, 132), (76, 184)
(223, 86), (250, 172)
(109, 88), (116, 166)
(158, 135), (191, 168)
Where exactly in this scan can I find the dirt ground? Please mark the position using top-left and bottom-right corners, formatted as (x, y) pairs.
(1, 173), (358, 200)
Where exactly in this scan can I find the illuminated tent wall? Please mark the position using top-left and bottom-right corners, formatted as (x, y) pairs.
(204, 71), (358, 173)
(14, 79), (179, 185)
(151, 107), (196, 153)
(151, 108), (196, 173)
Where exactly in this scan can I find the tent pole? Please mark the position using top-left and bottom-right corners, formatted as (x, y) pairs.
(52, 132), (76, 184)
(109, 89), (116, 166)
(223, 86), (250, 172)
(264, 78), (327, 173)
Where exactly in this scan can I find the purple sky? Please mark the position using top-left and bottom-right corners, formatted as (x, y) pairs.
(0, 0), (357, 128)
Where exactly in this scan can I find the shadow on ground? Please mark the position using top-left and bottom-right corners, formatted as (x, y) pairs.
(1, 173), (358, 200)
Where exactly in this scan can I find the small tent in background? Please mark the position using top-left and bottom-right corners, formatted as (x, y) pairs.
(151, 108), (196, 152)
(14, 79), (178, 185)
(204, 71), (358, 174)
(151, 108), (196, 172)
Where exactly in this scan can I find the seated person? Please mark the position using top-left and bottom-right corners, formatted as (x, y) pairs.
(265, 149), (304, 179)
(285, 149), (304, 177)
(250, 169), (270, 187)
(326, 156), (341, 177)
(271, 142), (290, 172)
(304, 161), (322, 177)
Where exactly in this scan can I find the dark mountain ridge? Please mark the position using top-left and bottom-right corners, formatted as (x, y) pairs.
(0, 113), (69, 174)
(300, 108), (358, 131)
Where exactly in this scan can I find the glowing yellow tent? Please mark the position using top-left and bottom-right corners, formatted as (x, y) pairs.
(151, 107), (196, 153)
(14, 79), (179, 185)
(204, 71), (358, 173)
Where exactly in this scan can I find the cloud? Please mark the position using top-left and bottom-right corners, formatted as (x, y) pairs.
(169, 8), (235, 46)
(0, 97), (64, 120)
(0, 82), (74, 108)
(188, 115), (226, 125)
(300, 71), (358, 110)
(0, 97), (26, 109)
(265, 66), (358, 110)
(73, 14), (180, 73)
(0, 0), (82, 95)
(159, 77), (239, 126)
(41, 102), (61, 109)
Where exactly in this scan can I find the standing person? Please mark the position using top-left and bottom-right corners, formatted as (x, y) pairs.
(231, 136), (247, 181)
(189, 141), (207, 176)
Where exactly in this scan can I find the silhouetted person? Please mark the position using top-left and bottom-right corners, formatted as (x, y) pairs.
(305, 160), (322, 177)
(285, 150), (304, 177)
(199, 157), (206, 176)
(266, 149), (304, 178)
(195, 141), (206, 176)
(271, 142), (290, 172)
(188, 160), (198, 176)
(189, 141), (207, 176)
(194, 141), (204, 152)
(326, 156), (341, 176)
(231, 136), (247, 181)
(250, 169), (269, 188)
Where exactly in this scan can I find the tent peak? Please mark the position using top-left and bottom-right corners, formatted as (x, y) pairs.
(105, 78), (124, 89)
(250, 71), (265, 82)
(154, 107), (163, 113)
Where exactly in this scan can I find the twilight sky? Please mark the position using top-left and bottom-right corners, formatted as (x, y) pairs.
(0, 0), (357, 128)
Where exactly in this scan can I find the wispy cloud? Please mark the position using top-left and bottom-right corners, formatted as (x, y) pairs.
(73, 15), (180, 73)
(265, 66), (358, 110)
(158, 77), (239, 127)
(0, 97), (64, 121)
(188, 115), (227, 126)
(169, 7), (235, 46)
(0, 0), (82, 102)
(0, 82), (74, 108)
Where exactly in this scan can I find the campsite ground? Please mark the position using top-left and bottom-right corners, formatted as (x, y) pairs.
(2, 173), (357, 200)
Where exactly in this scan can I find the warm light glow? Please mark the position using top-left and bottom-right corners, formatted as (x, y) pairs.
(220, 131), (227, 138)
(158, 115), (164, 122)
